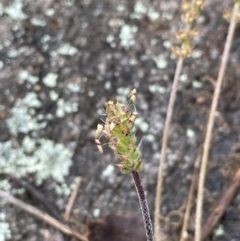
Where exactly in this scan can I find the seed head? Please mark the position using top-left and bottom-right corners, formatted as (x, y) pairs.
(95, 89), (144, 173)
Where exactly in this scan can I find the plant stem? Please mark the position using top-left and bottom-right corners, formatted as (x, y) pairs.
(131, 171), (154, 241)
(154, 57), (184, 241)
(194, 2), (240, 241)
(180, 146), (203, 241)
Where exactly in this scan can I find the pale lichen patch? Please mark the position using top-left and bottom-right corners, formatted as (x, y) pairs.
(67, 82), (81, 93)
(102, 164), (115, 177)
(119, 25), (138, 49)
(30, 18), (46, 26)
(2, 0), (27, 21)
(153, 55), (168, 69)
(148, 84), (166, 94)
(49, 90), (59, 101)
(6, 93), (44, 135)
(56, 99), (78, 118)
(0, 213), (11, 241)
(43, 73), (58, 87)
(51, 44), (78, 56)
(19, 70), (39, 85)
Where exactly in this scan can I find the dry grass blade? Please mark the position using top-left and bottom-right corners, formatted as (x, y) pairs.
(64, 176), (82, 221)
(194, 2), (240, 241)
(0, 190), (88, 241)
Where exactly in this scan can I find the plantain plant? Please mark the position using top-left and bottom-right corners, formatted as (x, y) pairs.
(95, 89), (154, 241)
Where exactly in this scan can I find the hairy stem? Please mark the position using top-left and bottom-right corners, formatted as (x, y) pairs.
(154, 57), (184, 241)
(131, 171), (154, 241)
(194, 2), (240, 241)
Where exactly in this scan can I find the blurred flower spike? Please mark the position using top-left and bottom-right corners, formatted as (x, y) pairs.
(95, 89), (144, 174)
(172, 0), (205, 58)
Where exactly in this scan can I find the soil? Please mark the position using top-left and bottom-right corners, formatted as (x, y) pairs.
(0, 0), (240, 241)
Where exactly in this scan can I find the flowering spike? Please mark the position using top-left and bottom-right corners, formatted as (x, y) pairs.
(95, 89), (144, 173)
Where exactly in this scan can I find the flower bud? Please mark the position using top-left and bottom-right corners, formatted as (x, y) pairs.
(194, 0), (204, 11)
(181, 44), (193, 57)
(182, 0), (191, 12)
(176, 30), (188, 43)
(190, 28), (200, 38)
(172, 46), (182, 58)
(184, 10), (198, 23)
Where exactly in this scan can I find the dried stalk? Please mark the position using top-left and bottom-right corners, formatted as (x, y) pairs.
(0, 190), (88, 241)
(194, 2), (240, 240)
(201, 167), (240, 240)
(180, 146), (203, 241)
(154, 1), (205, 238)
(5, 173), (64, 222)
(154, 57), (184, 240)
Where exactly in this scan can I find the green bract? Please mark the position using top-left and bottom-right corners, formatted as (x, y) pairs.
(95, 89), (144, 173)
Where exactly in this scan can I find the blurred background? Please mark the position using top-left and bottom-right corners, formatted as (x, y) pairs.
(0, 0), (239, 240)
